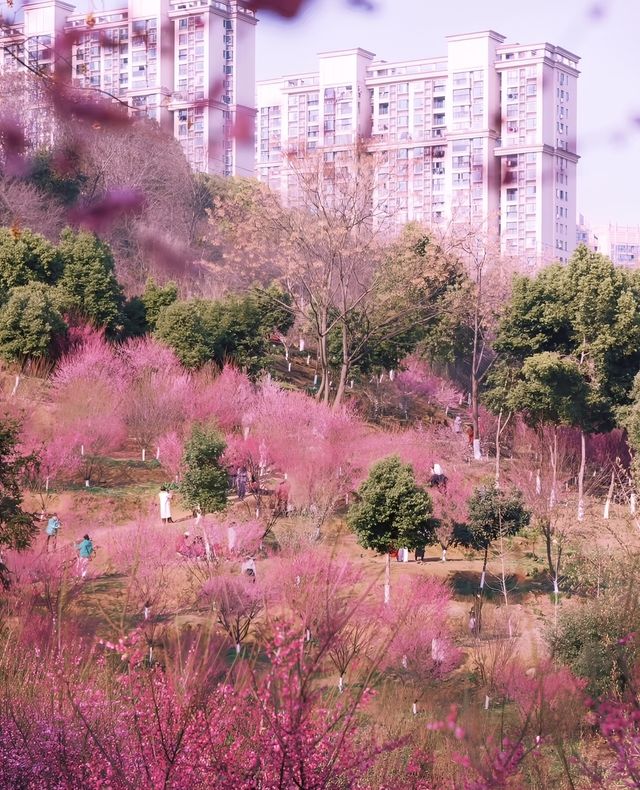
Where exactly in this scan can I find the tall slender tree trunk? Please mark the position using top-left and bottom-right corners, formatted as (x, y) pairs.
(316, 328), (330, 404)
(384, 552), (391, 605)
(333, 322), (350, 408)
(495, 409), (505, 488)
(577, 430), (586, 521)
(470, 279), (482, 461)
(549, 428), (558, 509)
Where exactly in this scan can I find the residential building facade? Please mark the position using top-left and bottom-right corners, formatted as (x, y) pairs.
(256, 31), (580, 265)
(0, 0), (256, 176)
(577, 217), (640, 267)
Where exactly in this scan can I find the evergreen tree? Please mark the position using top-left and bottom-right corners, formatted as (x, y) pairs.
(0, 228), (64, 291)
(142, 278), (179, 331)
(348, 456), (433, 552)
(0, 283), (66, 362)
(180, 423), (228, 515)
(56, 229), (125, 334)
(0, 418), (39, 550)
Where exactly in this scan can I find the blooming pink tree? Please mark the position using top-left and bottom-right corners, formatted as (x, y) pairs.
(395, 355), (462, 415)
(381, 577), (462, 691)
(156, 431), (185, 481)
(51, 331), (127, 484)
(119, 337), (193, 461)
(253, 383), (362, 535)
(191, 365), (256, 433)
(201, 572), (264, 654)
(20, 424), (83, 510)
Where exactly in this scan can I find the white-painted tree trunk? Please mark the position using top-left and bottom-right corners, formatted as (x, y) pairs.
(473, 438), (481, 461)
(604, 469), (615, 519)
(577, 431), (586, 521)
(384, 552), (391, 605)
(142, 448), (146, 462)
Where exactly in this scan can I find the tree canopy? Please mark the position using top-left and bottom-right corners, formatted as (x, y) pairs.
(0, 283), (66, 363)
(347, 455), (434, 553)
(180, 423), (228, 515)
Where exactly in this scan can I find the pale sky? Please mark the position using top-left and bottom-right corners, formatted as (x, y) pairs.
(256, 0), (640, 228)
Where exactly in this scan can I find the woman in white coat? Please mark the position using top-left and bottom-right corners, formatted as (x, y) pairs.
(159, 486), (173, 523)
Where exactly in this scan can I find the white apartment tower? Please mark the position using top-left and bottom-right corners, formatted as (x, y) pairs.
(0, 0), (256, 177)
(256, 31), (580, 265)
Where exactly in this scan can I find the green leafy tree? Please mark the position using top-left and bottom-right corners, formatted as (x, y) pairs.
(0, 418), (39, 551)
(180, 423), (228, 515)
(56, 229), (125, 333)
(121, 296), (147, 338)
(155, 300), (216, 368)
(488, 245), (640, 519)
(465, 485), (529, 581)
(549, 583), (640, 697)
(142, 278), (179, 331)
(618, 372), (640, 484)
(348, 455), (433, 603)
(0, 283), (66, 363)
(250, 284), (295, 338)
(0, 228), (64, 291)
(207, 295), (273, 375)
(155, 290), (291, 374)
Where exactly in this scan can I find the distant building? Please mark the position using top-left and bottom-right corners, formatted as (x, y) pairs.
(577, 217), (640, 267)
(0, 0), (256, 177)
(257, 31), (580, 265)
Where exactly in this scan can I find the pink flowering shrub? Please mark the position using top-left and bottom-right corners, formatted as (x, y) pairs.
(381, 576), (462, 682)
(395, 355), (462, 412)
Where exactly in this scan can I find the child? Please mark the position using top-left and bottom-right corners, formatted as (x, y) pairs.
(46, 513), (62, 552)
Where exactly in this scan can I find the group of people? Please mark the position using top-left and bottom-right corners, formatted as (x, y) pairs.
(43, 513), (95, 578)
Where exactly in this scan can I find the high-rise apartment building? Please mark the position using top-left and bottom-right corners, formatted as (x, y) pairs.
(0, 0), (256, 176)
(256, 31), (580, 265)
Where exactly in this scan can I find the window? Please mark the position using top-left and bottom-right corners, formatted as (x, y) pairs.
(378, 102), (389, 115)
(506, 188), (518, 201)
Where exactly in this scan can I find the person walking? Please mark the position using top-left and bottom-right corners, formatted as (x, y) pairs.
(45, 513), (62, 552)
(159, 486), (173, 524)
(453, 415), (462, 434)
(76, 534), (95, 579)
(236, 467), (248, 501)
